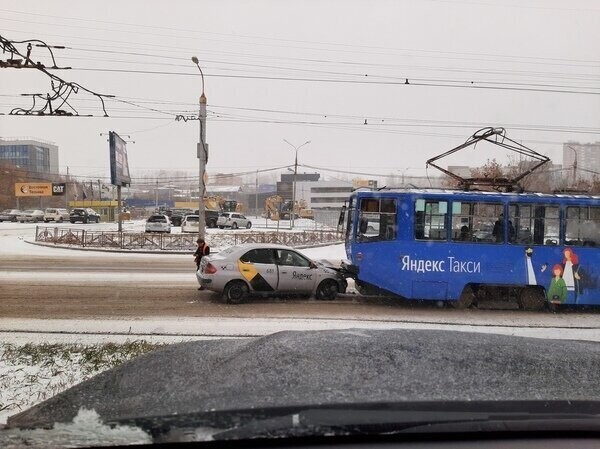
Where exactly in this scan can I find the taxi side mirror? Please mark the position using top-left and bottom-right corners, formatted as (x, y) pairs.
(309, 261), (317, 269)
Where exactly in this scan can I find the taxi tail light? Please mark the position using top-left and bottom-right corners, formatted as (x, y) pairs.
(204, 263), (218, 274)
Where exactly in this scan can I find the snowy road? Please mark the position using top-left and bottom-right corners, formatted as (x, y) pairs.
(2, 222), (600, 342)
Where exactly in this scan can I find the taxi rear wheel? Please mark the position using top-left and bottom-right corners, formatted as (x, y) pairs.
(223, 280), (248, 304)
(316, 279), (338, 300)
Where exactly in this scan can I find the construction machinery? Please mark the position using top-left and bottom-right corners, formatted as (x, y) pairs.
(203, 196), (244, 213)
(265, 195), (284, 220)
(265, 196), (313, 220)
(203, 195), (224, 211)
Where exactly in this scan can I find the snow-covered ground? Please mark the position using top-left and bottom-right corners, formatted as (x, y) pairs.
(0, 340), (167, 425)
(2, 220), (599, 425)
(0, 221), (346, 260)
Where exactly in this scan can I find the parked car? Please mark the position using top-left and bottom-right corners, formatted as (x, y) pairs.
(196, 243), (347, 303)
(193, 209), (220, 228)
(181, 214), (199, 233)
(145, 214), (171, 233)
(217, 212), (252, 229)
(19, 209), (45, 223)
(69, 208), (101, 223)
(168, 208), (194, 227)
(43, 208), (70, 223)
(0, 209), (22, 222)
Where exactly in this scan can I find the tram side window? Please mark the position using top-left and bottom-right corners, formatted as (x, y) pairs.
(451, 202), (503, 243)
(566, 206), (600, 247)
(509, 204), (560, 245)
(414, 199), (448, 241)
(356, 198), (397, 242)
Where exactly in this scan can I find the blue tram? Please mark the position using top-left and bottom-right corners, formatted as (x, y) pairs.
(342, 189), (600, 308)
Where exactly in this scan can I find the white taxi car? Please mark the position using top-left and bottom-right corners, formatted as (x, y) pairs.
(196, 243), (347, 303)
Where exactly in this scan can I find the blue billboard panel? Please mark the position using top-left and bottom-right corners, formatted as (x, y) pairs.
(109, 131), (131, 187)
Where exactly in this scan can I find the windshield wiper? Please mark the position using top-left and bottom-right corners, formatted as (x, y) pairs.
(110, 400), (600, 442)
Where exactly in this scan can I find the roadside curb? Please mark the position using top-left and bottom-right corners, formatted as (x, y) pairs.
(24, 239), (343, 254)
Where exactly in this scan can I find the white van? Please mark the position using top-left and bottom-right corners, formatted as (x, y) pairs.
(44, 208), (70, 223)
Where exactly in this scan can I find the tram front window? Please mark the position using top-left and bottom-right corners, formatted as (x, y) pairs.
(357, 198), (397, 242)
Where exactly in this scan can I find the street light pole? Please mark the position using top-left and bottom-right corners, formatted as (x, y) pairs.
(192, 56), (208, 240)
(283, 139), (311, 229)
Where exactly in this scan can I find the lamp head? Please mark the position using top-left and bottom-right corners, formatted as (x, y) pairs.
(191, 56), (199, 64)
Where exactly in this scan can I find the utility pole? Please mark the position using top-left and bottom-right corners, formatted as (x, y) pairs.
(283, 139), (311, 229)
(255, 170), (259, 217)
(567, 145), (578, 188)
(65, 166), (69, 209)
(192, 56), (208, 240)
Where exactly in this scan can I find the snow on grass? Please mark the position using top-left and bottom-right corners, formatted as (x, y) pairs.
(0, 341), (162, 425)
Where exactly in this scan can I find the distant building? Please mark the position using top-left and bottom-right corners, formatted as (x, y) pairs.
(209, 173), (243, 186)
(563, 142), (600, 182)
(277, 172), (320, 200)
(352, 179), (378, 189)
(295, 180), (353, 210)
(0, 137), (59, 174)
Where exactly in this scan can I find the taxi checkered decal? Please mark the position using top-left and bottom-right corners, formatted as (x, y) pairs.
(237, 260), (275, 292)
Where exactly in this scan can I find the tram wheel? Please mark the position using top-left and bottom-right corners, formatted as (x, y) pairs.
(451, 285), (475, 309)
(519, 287), (546, 311)
(354, 280), (381, 296)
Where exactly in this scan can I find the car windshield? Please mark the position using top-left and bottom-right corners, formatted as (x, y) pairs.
(2, 1), (600, 447)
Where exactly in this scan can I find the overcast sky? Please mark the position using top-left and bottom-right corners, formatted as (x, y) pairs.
(1, 0), (599, 182)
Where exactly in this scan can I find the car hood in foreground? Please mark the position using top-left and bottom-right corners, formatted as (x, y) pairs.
(7, 328), (600, 432)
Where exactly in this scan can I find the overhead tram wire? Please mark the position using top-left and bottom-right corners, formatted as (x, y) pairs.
(6, 93), (596, 136)
(4, 25), (600, 83)
(58, 42), (600, 84)
(37, 42), (600, 85)
(0, 26), (600, 89)
(53, 67), (600, 96)
(43, 95), (599, 136)
(50, 55), (600, 90)
(2, 9), (600, 67)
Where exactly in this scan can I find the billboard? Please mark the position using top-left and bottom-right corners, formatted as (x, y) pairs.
(352, 179), (378, 189)
(109, 131), (131, 187)
(15, 182), (66, 197)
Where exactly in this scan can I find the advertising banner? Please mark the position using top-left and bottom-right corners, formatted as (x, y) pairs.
(109, 131), (131, 187)
(15, 182), (66, 197)
(15, 183), (52, 197)
(52, 183), (66, 196)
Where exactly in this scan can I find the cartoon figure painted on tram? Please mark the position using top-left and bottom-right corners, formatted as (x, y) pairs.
(525, 247), (548, 286)
(547, 264), (567, 304)
(562, 248), (582, 303)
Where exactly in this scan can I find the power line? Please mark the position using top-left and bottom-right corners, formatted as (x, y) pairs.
(54, 67), (600, 96)
(2, 8), (600, 68)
